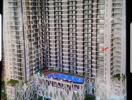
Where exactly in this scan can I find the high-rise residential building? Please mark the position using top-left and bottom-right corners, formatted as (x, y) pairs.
(3, 0), (126, 100)
(3, 0), (46, 99)
(3, 0), (45, 82)
(3, 1), (45, 99)
(43, 0), (126, 99)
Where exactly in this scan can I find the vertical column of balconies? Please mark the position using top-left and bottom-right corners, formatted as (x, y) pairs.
(54, 0), (63, 71)
(91, 0), (99, 81)
(36, 0), (44, 73)
(83, 0), (93, 79)
(10, 0), (23, 80)
(91, 0), (105, 84)
(40, 0), (46, 71)
(95, 0), (106, 98)
(34, 0), (42, 74)
(68, 0), (77, 74)
(23, 0), (34, 80)
(110, 0), (125, 96)
(48, 0), (64, 71)
(45, 0), (51, 68)
(62, 0), (69, 73)
(111, 0), (123, 76)
(3, 0), (25, 81)
(82, 0), (106, 95)
(76, 0), (84, 75)
(47, 0), (55, 68)
(42, 0), (48, 68)
(59, 1), (63, 72)
(22, 0), (44, 79)
(96, 0), (105, 80)
(3, 0), (9, 79)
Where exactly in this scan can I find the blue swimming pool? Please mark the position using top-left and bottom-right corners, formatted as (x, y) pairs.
(47, 73), (84, 84)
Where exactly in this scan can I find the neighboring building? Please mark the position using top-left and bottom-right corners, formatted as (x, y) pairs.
(3, 0), (45, 99)
(3, 0), (45, 82)
(3, 0), (126, 100)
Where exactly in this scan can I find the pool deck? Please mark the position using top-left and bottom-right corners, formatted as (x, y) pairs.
(41, 69), (85, 84)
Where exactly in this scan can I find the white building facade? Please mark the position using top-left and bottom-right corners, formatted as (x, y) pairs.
(43, 0), (126, 99)
(3, 0), (126, 100)
(3, 0), (45, 99)
(95, 0), (126, 99)
(3, 0), (45, 82)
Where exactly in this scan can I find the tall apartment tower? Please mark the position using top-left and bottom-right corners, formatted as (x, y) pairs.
(3, 0), (45, 82)
(43, 0), (126, 99)
(3, 0), (126, 100)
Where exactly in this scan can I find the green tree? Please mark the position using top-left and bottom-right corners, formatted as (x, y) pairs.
(1, 92), (7, 100)
(7, 79), (19, 86)
(84, 94), (95, 100)
(1, 80), (7, 100)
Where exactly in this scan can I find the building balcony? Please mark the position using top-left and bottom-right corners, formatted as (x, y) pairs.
(63, 67), (69, 71)
(113, 0), (122, 3)
(77, 70), (84, 73)
(113, 4), (122, 8)
(112, 9), (122, 14)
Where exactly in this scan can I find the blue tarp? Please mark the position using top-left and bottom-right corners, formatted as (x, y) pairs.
(47, 73), (84, 84)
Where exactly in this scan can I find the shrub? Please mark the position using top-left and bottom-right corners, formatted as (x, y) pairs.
(7, 79), (19, 86)
(84, 94), (95, 100)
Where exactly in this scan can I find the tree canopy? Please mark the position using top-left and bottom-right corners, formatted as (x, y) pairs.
(7, 79), (19, 86)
